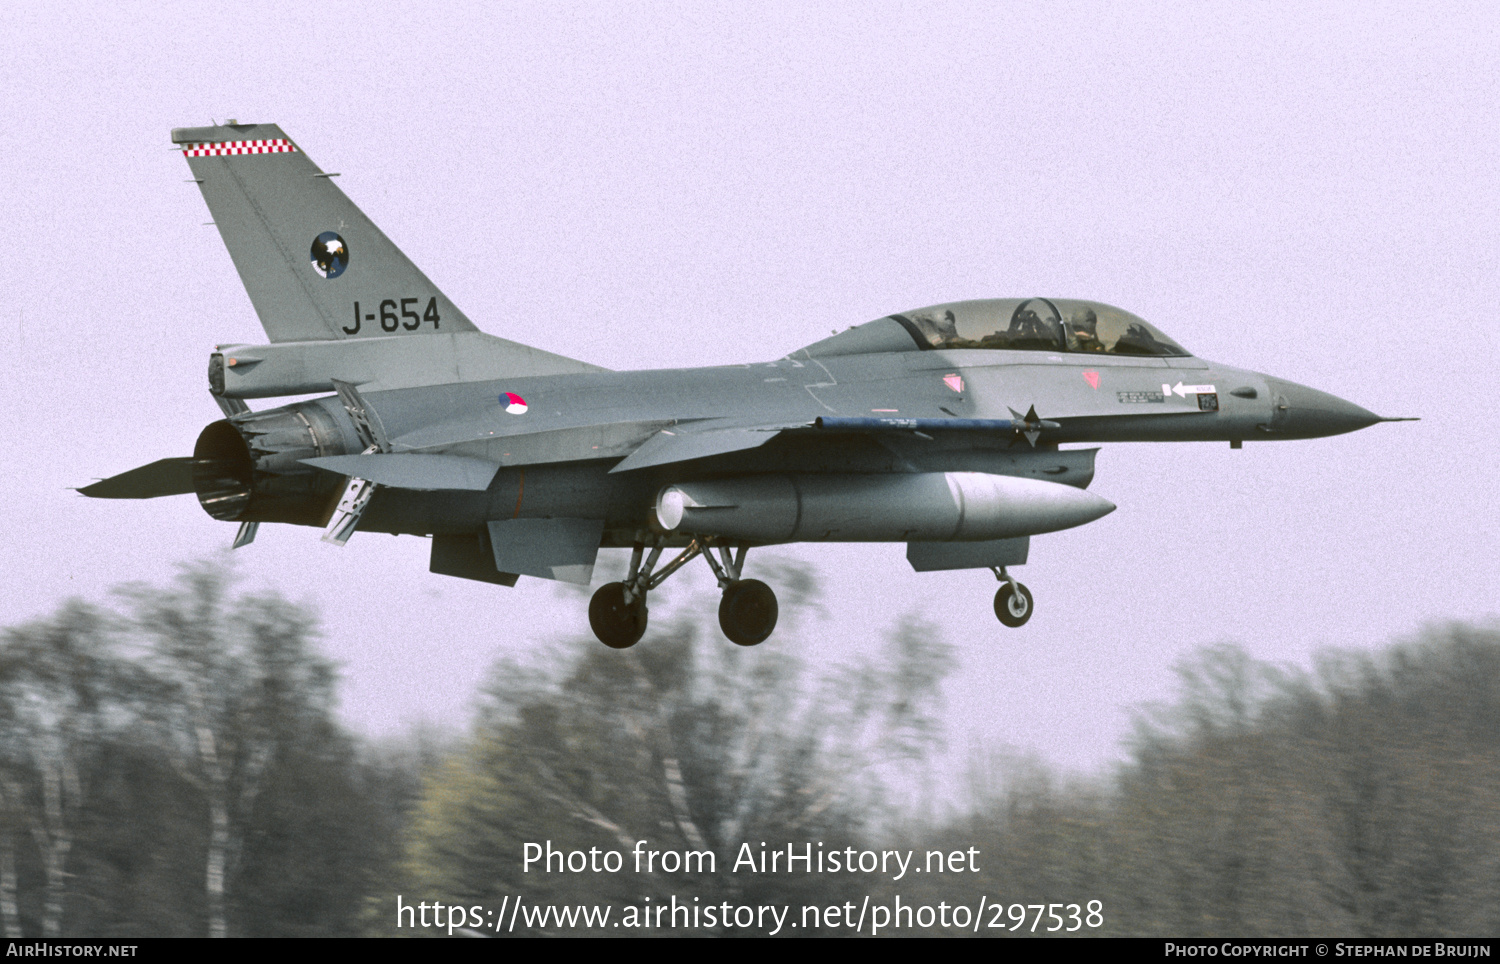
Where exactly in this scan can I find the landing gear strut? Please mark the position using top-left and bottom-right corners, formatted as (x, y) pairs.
(587, 537), (780, 648)
(992, 566), (1034, 628)
(588, 539), (676, 650)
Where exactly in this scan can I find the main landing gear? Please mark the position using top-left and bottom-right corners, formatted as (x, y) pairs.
(588, 538), (779, 649)
(992, 566), (1034, 628)
(588, 582), (648, 649)
(718, 578), (778, 646)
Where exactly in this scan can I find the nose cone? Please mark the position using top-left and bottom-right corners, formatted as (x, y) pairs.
(1262, 376), (1383, 439)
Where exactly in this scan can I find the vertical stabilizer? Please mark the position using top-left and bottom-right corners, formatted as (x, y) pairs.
(173, 122), (479, 343)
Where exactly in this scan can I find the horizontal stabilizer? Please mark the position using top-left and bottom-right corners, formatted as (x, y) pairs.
(610, 420), (789, 473)
(301, 453), (500, 491)
(78, 458), (195, 499)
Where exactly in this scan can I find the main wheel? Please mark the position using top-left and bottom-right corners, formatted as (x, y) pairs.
(589, 582), (648, 649)
(994, 582), (1034, 628)
(718, 579), (778, 646)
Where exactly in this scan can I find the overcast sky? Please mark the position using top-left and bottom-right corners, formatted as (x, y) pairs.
(1, 3), (1495, 777)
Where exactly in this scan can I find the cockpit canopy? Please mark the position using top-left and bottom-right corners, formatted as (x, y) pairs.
(801, 298), (1191, 358)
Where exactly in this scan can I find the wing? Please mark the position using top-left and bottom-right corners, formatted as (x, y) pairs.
(388, 413), (799, 473)
(608, 419), (792, 473)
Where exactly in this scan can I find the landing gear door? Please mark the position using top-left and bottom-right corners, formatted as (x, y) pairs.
(906, 537), (1029, 572)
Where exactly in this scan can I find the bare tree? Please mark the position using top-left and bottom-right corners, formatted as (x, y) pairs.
(0, 601), (120, 936)
(394, 563), (958, 933)
(123, 563), (335, 938)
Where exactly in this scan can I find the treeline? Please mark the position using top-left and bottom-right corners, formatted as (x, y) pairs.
(896, 635), (1500, 937)
(0, 566), (418, 937)
(380, 562), (956, 935)
(0, 563), (1495, 936)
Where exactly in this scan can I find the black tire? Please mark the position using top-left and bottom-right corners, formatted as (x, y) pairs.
(994, 583), (1034, 628)
(718, 579), (779, 646)
(589, 582), (648, 649)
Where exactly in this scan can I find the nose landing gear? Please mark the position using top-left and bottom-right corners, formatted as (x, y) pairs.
(992, 566), (1034, 628)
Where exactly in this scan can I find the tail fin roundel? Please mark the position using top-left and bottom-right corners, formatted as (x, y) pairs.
(173, 122), (479, 343)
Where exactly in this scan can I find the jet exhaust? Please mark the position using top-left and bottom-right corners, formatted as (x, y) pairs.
(192, 404), (351, 525)
(655, 472), (1115, 543)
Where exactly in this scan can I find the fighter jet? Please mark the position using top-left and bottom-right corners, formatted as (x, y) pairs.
(80, 123), (1412, 648)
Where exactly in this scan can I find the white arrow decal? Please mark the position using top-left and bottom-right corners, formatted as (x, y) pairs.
(1163, 381), (1216, 398)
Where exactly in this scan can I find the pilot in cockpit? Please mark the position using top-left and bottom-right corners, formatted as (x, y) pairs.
(912, 309), (959, 347)
(1068, 308), (1106, 352)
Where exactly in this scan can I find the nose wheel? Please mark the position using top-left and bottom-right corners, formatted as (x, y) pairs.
(992, 567), (1034, 628)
